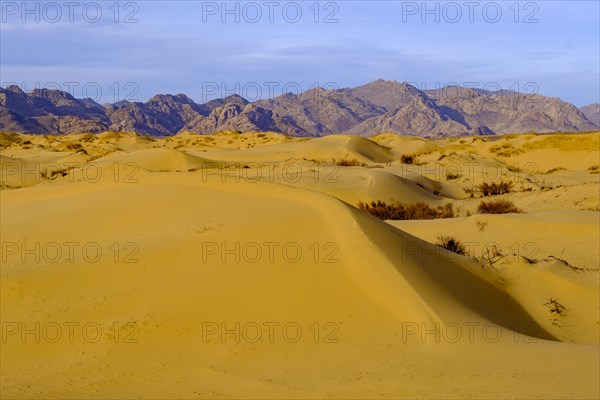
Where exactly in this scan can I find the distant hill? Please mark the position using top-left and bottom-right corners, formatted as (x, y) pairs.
(1, 80), (597, 137)
(580, 103), (600, 127)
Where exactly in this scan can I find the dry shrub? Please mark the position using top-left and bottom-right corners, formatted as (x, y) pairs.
(358, 201), (454, 220)
(401, 154), (416, 164)
(477, 199), (520, 214)
(446, 171), (462, 180)
(336, 158), (368, 167)
(64, 143), (83, 151)
(435, 235), (467, 255)
(477, 180), (513, 196)
(490, 142), (523, 157)
(544, 298), (568, 316)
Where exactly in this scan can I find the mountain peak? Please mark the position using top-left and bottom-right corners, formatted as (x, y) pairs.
(4, 85), (25, 95)
(148, 93), (194, 104)
(223, 94), (249, 103)
(30, 88), (76, 101)
(345, 80), (424, 112)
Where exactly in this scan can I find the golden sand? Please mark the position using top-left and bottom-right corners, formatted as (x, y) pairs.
(1, 131), (598, 398)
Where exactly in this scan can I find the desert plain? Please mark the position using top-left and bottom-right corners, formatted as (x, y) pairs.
(0, 130), (599, 399)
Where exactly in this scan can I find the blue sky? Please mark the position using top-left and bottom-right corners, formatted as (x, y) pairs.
(1, 0), (598, 106)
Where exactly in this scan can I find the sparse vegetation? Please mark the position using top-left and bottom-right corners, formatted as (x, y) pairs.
(477, 199), (521, 214)
(435, 235), (467, 255)
(475, 219), (488, 232)
(522, 256), (538, 264)
(336, 158), (368, 167)
(490, 142), (524, 157)
(589, 165), (599, 174)
(477, 180), (513, 196)
(40, 167), (69, 180)
(522, 134), (599, 152)
(545, 254), (598, 273)
(446, 171), (462, 180)
(544, 298), (568, 316)
(518, 182), (534, 192)
(463, 186), (476, 198)
(480, 242), (504, 268)
(506, 164), (522, 173)
(432, 182), (443, 196)
(537, 178), (552, 190)
(546, 167), (566, 174)
(358, 201), (454, 220)
(64, 143), (83, 151)
(401, 154), (416, 164)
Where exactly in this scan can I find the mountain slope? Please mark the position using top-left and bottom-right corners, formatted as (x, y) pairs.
(340, 79), (423, 111)
(426, 86), (597, 134)
(350, 89), (483, 137)
(580, 103), (600, 127)
(0, 86), (110, 134)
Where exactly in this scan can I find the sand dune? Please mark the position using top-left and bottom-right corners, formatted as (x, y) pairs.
(388, 211), (599, 343)
(1, 131), (598, 398)
(98, 148), (215, 172)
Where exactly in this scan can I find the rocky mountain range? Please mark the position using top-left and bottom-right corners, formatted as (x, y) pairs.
(1, 80), (598, 137)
